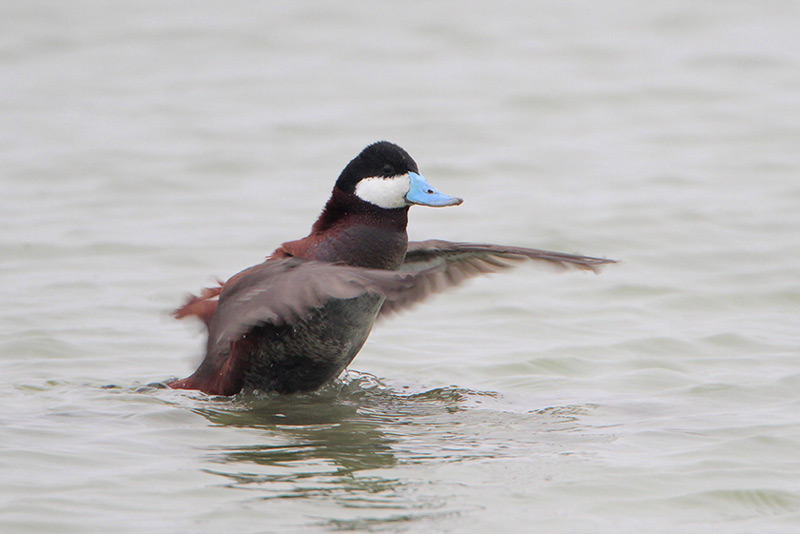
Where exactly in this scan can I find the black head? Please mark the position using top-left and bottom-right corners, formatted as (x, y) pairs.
(335, 141), (420, 194)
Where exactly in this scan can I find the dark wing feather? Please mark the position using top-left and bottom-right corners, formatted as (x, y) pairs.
(205, 258), (420, 358)
(378, 240), (616, 318)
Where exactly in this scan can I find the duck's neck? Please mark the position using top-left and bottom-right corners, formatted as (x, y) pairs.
(312, 188), (409, 235)
(277, 189), (410, 269)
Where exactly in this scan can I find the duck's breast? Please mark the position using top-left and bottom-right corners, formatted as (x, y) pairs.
(303, 224), (409, 269)
(237, 292), (384, 393)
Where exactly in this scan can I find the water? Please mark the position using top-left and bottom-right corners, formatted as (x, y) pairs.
(2, 1), (800, 532)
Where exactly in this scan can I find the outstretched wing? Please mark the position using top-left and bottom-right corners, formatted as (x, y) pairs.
(378, 239), (616, 318)
(204, 258), (422, 357)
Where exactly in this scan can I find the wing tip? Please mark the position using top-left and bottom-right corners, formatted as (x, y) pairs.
(582, 257), (618, 274)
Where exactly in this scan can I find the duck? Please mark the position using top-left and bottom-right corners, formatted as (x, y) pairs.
(169, 141), (615, 395)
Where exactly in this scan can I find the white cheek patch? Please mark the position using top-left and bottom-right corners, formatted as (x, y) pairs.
(354, 173), (411, 209)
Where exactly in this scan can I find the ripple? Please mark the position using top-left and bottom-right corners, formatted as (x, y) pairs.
(165, 371), (602, 529)
(672, 488), (800, 519)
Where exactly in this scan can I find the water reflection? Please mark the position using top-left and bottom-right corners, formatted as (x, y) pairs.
(177, 373), (594, 529)
(192, 373), (500, 477)
(197, 379), (401, 477)
(182, 373), (505, 527)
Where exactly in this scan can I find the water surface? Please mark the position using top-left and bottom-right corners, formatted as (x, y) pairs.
(2, 1), (800, 532)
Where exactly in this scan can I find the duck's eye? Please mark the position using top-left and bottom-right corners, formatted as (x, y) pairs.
(381, 164), (395, 176)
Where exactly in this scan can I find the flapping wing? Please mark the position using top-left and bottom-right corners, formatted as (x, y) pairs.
(378, 239), (616, 318)
(205, 258), (421, 357)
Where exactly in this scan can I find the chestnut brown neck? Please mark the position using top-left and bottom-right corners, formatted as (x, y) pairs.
(312, 187), (409, 235)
